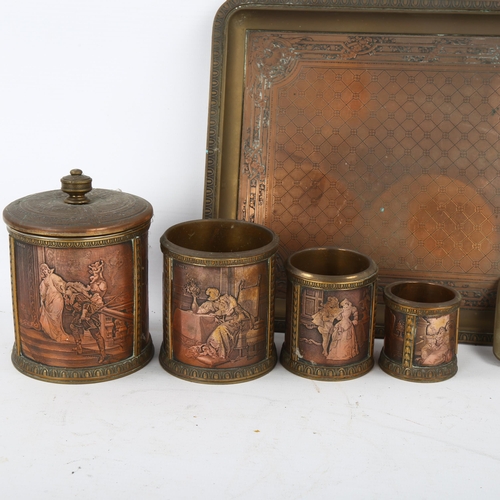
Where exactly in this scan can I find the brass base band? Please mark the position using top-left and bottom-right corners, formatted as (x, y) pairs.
(11, 337), (154, 384)
(159, 342), (278, 384)
(378, 348), (457, 383)
(280, 347), (374, 381)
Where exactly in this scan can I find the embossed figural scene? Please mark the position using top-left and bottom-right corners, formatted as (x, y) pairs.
(171, 263), (269, 369)
(14, 245), (136, 368)
(298, 290), (372, 366)
(160, 219), (279, 383)
(3, 170), (154, 383)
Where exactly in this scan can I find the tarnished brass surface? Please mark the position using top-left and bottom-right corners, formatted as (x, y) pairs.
(204, 0), (500, 344)
(281, 247), (377, 380)
(160, 219), (279, 383)
(61, 169), (93, 205)
(11, 338), (154, 384)
(493, 281), (500, 361)
(3, 170), (154, 383)
(386, 281), (458, 307)
(162, 218), (278, 260)
(4, 169), (153, 237)
(288, 247), (376, 284)
(380, 281), (461, 382)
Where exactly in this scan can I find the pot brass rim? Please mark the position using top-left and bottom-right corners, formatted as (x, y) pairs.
(159, 342), (277, 384)
(7, 223), (152, 248)
(286, 247), (378, 288)
(384, 281), (461, 317)
(378, 349), (457, 383)
(11, 337), (154, 384)
(160, 218), (279, 266)
(280, 347), (374, 381)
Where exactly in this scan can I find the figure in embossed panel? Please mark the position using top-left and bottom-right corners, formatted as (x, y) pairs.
(414, 315), (456, 367)
(300, 288), (371, 366)
(309, 295), (342, 356)
(171, 262), (268, 369)
(327, 298), (360, 361)
(14, 241), (135, 368)
(192, 287), (254, 362)
(64, 276), (106, 364)
(39, 263), (67, 342)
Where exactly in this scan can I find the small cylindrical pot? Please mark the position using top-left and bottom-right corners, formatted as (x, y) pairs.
(3, 170), (154, 383)
(281, 247), (378, 381)
(379, 281), (461, 382)
(160, 219), (279, 383)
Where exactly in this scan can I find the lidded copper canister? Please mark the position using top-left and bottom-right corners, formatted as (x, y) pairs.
(3, 169), (154, 383)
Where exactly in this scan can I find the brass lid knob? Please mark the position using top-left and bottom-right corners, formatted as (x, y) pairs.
(61, 169), (92, 204)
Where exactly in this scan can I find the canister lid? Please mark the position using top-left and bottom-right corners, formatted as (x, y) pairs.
(3, 169), (153, 237)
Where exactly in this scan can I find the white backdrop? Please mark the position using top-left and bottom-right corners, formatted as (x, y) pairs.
(1, 2), (500, 499)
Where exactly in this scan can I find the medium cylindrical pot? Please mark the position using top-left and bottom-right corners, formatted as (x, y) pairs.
(3, 170), (154, 383)
(379, 281), (461, 382)
(160, 219), (279, 383)
(281, 247), (378, 381)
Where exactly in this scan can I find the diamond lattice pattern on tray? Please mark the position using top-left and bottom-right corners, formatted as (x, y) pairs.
(270, 67), (500, 277)
(238, 33), (500, 308)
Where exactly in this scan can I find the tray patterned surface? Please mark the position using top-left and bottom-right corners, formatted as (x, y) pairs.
(204, 0), (500, 343)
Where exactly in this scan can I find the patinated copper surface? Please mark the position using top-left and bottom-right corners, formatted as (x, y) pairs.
(160, 219), (279, 383)
(380, 281), (461, 382)
(204, 0), (500, 344)
(281, 247), (378, 381)
(3, 170), (154, 383)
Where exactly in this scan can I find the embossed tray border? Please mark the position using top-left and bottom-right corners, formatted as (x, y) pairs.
(203, 0), (500, 343)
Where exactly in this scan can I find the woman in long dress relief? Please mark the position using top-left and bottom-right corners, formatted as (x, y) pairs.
(39, 263), (68, 342)
(327, 298), (359, 361)
(308, 296), (342, 357)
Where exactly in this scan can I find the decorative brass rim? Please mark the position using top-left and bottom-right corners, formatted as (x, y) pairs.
(378, 348), (457, 383)
(286, 247), (378, 288)
(280, 346), (374, 381)
(159, 342), (278, 384)
(11, 338), (154, 384)
(383, 281), (461, 318)
(161, 219), (280, 267)
(7, 223), (151, 249)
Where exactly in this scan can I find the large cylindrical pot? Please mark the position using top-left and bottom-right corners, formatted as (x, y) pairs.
(3, 169), (154, 383)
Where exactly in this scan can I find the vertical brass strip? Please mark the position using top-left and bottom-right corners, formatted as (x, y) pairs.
(166, 256), (173, 358)
(9, 236), (21, 356)
(494, 281), (500, 359)
(369, 282), (377, 358)
(402, 315), (416, 370)
(267, 255), (275, 357)
(290, 283), (301, 362)
(132, 237), (140, 357)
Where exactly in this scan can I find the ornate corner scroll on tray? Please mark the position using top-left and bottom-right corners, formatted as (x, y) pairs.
(204, 0), (500, 344)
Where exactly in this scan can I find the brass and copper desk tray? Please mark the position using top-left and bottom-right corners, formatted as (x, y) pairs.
(203, 0), (500, 344)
